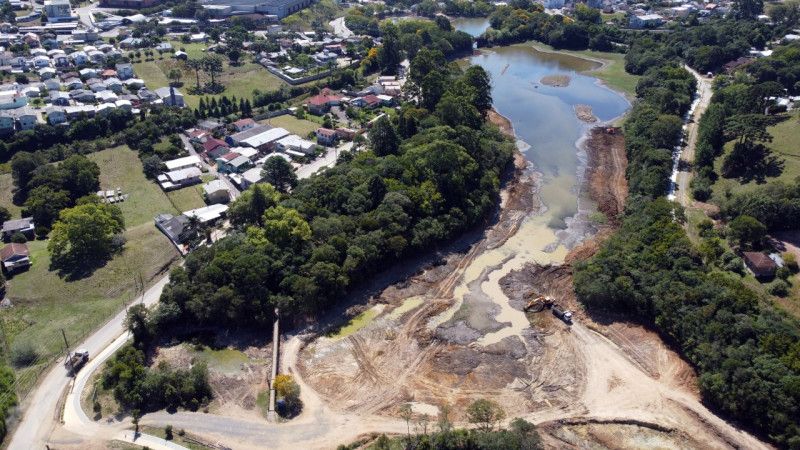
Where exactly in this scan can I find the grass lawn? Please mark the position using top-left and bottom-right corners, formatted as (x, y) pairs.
(0, 173), (23, 219)
(3, 146), (183, 396)
(88, 146), (179, 227)
(531, 43), (640, 99)
(281, 0), (343, 31)
(261, 115), (321, 137)
(166, 185), (207, 212)
(133, 57), (287, 110)
(711, 113), (800, 202)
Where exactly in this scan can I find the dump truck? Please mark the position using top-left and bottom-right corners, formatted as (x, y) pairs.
(64, 349), (89, 374)
(551, 305), (573, 324)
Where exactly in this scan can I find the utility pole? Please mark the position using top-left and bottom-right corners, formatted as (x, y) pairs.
(267, 307), (280, 422)
(61, 328), (69, 360)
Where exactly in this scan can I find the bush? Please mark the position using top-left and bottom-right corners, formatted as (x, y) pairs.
(783, 252), (798, 273)
(164, 424), (173, 440)
(768, 279), (790, 297)
(776, 266), (791, 281)
(9, 232), (26, 244)
(11, 341), (38, 368)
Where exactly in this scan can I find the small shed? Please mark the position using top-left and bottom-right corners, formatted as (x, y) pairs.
(743, 251), (778, 279)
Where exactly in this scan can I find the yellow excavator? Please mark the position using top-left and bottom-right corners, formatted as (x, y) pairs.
(523, 295), (554, 313)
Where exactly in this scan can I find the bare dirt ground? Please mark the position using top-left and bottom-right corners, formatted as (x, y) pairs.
(575, 104), (597, 123)
(297, 125), (771, 449)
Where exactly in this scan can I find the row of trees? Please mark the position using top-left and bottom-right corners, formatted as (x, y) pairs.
(575, 34), (800, 446)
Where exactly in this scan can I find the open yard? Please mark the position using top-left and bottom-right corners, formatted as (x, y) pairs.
(532, 43), (640, 99)
(166, 184), (208, 212)
(711, 113), (800, 201)
(260, 114), (321, 137)
(0, 146), (183, 396)
(0, 173), (23, 219)
(133, 55), (287, 109)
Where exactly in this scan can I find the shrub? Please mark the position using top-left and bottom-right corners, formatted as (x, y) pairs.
(11, 341), (38, 368)
(768, 279), (790, 297)
(783, 252), (798, 273)
(164, 424), (173, 440)
(9, 233), (26, 244)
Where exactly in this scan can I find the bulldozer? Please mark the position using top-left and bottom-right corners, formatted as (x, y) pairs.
(524, 295), (554, 313)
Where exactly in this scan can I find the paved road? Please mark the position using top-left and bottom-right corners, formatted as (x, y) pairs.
(296, 142), (352, 180)
(7, 276), (173, 450)
(669, 66), (713, 207)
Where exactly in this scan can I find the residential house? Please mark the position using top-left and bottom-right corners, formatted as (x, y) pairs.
(101, 69), (118, 79)
(316, 127), (337, 146)
(352, 94), (381, 109)
(187, 128), (211, 144)
(202, 138), (230, 160)
(239, 167), (264, 189)
(197, 119), (223, 132)
(157, 167), (202, 190)
(232, 117), (256, 132)
(115, 99), (133, 112)
(305, 88), (341, 115)
(0, 91), (28, 110)
(125, 78), (145, 90)
(43, 78), (61, 91)
(115, 63), (134, 80)
(164, 155), (201, 172)
(335, 127), (357, 141)
(743, 252), (778, 279)
(216, 152), (253, 174)
(63, 77), (83, 90)
(2, 217), (35, 241)
(104, 77), (123, 93)
(5, 106), (39, 131)
(70, 90), (96, 103)
(46, 106), (67, 125)
(79, 68), (98, 79)
(0, 114), (13, 134)
(203, 179), (230, 204)
(65, 104), (97, 120)
(276, 134), (317, 154)
(50, 91), (70, 106)
(154, 213), (192, 252)
(629, 13), (664, 29)
(154, 86), (184, 107)
(137, 88), (157, 102)
(70, 50), (88, 65)
(0, 243), (31, 272)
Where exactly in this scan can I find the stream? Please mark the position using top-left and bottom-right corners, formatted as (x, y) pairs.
(432, 18), (630, 343)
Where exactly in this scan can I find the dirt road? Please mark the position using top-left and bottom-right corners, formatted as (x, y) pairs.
(672, 66), (714, 207)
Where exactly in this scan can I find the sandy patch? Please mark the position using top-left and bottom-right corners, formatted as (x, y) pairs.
(540, 74), (571, 87)
(575, 104), (597, 123)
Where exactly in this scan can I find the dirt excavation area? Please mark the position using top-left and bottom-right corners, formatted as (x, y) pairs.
(297, 127), (771, 449)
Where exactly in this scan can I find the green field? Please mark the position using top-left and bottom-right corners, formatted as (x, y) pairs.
(531, 43), (640, 99)
(0, 146), (182, 396)
(711, 113), (800, 201)
(166, 185), (207, 212)
(281, 0), (343, 31)
(261, 115), (321, 137)
(133, 57), (287, 109)
(0, 173), (23, 219)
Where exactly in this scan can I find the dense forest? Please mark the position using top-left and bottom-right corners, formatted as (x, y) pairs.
(574, 27), (800, 448)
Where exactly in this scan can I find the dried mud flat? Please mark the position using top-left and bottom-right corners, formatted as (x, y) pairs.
(575, 104), (597, 123)
(296, 125), (771, 450)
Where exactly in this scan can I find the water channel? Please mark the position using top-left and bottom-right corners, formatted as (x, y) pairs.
(431, 18), (630, 343)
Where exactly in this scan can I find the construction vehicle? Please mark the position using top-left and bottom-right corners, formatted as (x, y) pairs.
(524, 296), (554, 313)
(551, 305), (573, 324)
(64, 349), (89, 375)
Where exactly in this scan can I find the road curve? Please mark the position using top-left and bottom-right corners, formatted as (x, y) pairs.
(7, 275), (172, 450)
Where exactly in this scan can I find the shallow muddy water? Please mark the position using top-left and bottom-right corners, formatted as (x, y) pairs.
(434, 19), (630, 342)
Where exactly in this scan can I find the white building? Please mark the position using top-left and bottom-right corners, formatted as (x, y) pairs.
(44, 0), (76, 23)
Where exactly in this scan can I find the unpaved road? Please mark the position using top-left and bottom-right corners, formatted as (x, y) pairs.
(673, 66), (713, 207)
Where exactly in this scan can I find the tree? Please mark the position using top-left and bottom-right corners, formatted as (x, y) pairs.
(23, 186), (70, 230)
(377, 23), (402, 74)
(724, 114), (773, 146)
(273, 374), (301, 417)
(733, 0), (763, 19)
(462, 66), (493, 115)
(368, 116), (399, 156)
(141, 155), (163, 179)
(727, 215), (766, 249)
(0, 207), (11, 224)
(466, 398), (505, 431)
(228, 183), (280, 227)
(399, 403), (413, 436)
(261, 156), (298, 193)
(48, 203), (125, 269)
(58, 155), (101, 201)
(187, 59), (203, 90)
(262, 206), (311, 248)
(167, 68), (182, 87)
(201, 54), (224, 87)
(10, 152), (44, 191)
